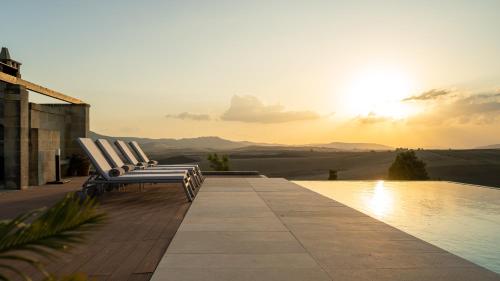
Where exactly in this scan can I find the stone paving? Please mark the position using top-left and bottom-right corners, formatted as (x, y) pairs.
(152, 177), (500, 281)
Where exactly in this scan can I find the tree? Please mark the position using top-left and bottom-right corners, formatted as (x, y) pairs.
(0, 193), (106, 281)
(207, 153), (230, 171)
(388, 150), (429, 180)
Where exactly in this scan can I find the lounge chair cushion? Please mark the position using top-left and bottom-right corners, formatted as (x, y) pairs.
(96, 139), (125, 167)
(129, 141), (151, 163)
(115, 140), (141, 165)
(109, 167), (125, 177)
(121, 164), (135, 172)
(78, 138), (114, 179)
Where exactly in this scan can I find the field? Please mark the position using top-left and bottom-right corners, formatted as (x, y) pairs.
(151, 149), (500, 188)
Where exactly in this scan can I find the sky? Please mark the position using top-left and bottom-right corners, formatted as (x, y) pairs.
(2, 0), (500, 148)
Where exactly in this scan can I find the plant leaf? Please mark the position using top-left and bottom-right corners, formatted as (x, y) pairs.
(0, 193), (106, 281)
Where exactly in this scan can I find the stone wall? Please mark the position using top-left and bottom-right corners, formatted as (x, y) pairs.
(0, 87), (90, 189)
(29, 128), (60, 185)
(29, 103), (90, 179)
(0, 82), (29, 189)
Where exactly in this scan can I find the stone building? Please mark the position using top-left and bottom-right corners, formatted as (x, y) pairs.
(0, 47), (89, 189)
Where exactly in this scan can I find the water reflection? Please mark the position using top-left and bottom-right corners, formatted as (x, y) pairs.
(363, 180), (393, 218)
(295, 180), (500, 274)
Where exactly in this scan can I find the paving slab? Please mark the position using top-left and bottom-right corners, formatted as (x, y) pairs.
(151, 177), (500, 281)
(151, 268), (332, 281)
(186, 206), (276, 218)
(179, 216), (288, 232)
(167, 231), (306, 254)
(199, 178), (254, 192)
(157, 253), (319, 269)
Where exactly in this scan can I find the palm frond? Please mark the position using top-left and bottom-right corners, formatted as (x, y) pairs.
(0, 193), (106, 281)
(0, 264), (31, 281)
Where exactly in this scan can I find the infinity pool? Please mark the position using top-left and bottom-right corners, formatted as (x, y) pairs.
(294, 180), (500, 274)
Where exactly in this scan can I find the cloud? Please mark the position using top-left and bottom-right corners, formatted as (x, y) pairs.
(402, 89), (452, 101)
(408, 91), (500, 125)
(354, 112), (393, 124)
(220, 95), (320, 123)
(448, 92), (500, 124)
(351, 90), (500, 127)
(165, 112), (211, 121)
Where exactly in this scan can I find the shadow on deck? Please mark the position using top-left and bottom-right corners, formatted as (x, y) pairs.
(0, 177), (191, 281)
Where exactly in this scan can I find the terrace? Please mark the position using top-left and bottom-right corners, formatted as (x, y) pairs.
(1, 176), (499, 281)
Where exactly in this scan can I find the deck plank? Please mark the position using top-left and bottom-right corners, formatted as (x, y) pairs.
(0, 177), (191, 281)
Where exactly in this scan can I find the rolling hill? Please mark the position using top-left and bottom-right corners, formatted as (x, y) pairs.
(476, 144), (500, 149)
(89, 131), (393, 152)
(306, 142), (393, 151)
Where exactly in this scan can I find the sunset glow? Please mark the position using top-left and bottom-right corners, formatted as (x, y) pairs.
(2, 1), (499, 148)
(345, 67), (418, 119)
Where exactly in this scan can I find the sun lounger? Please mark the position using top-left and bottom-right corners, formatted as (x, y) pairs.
(129, 141), (203, 173)
(114, 140), (204, 183)
(129, 140), (162, 166)
(95, 138), (201, 189)
(128, 140), (204, 183)
(77, 138), (195, 201)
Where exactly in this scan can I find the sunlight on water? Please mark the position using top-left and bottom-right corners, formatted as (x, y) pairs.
(365, 180), (394, 218)
(294, 180), (500, 274)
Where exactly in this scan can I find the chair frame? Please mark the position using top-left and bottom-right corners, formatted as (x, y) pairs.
(77, 138), (195, 201)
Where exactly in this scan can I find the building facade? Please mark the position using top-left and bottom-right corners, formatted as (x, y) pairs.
(0, 47), (89, 189)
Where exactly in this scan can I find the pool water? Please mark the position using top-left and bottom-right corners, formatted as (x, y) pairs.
(294, 180), (500, 274)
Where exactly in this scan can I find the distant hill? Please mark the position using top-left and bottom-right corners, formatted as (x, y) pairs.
(89, 131), (274, 151)
(476, 144), (500, 149)
(89, 131), (393, 152)
(306, 142), (393, 151)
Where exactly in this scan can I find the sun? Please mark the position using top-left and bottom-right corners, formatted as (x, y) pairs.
(344, 66), (417, 119)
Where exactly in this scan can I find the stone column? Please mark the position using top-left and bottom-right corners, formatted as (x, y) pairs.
(0, 81), (29, 189)
(64, 103), (90, 159)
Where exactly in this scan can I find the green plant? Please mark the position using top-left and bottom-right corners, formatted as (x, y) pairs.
(388, 150), (429, 180)
(207, 153), (230, 171)
(0, 193), (106, 281)
(68, 154), (91, 176)
(328, 169), (338, 180)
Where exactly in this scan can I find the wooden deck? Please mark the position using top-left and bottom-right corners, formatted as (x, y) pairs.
(0, 177), (191, 281)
